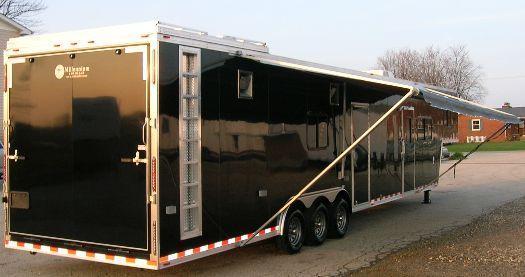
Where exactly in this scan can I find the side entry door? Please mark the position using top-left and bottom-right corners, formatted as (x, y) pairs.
(400, 107), (416, 192)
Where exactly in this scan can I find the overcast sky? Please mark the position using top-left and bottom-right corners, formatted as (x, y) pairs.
(38, 0), (525, 107)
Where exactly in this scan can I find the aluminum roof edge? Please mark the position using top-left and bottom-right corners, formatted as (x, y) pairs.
(5, 21), (158, 56)
(244, 53), (417, 91)
(157, 22), (268, 53)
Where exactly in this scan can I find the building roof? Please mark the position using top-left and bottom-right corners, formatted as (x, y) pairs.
(0, 14), (32, 35)
(496, 107), (525, 119)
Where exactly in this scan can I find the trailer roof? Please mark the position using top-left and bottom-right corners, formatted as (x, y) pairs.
(6, 21), (268, 57)
(6, 21), (520, 124)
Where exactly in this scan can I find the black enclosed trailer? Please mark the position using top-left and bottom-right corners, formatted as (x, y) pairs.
(2, 22), (519, 269)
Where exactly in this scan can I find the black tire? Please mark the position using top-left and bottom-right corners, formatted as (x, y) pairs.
(305, 203), (329, 245)
(277, 209), (305, 254)
(329, 198), (350, 238)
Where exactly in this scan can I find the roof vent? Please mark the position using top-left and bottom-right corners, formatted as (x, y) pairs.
(365, 70), (395, 78)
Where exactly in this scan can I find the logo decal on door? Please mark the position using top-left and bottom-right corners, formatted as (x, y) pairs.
(55, 64), (65, 79)
(55, 64), (90, 79)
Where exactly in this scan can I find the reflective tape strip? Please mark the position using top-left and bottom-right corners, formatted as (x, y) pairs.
(4, 240), (157, 270)
(416, 182), (438, 192)
(370, 192), (403, 205)
(160, 226), (279, 267)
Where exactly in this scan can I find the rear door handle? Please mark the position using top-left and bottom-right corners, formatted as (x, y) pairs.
(121, 151), (147, 166)
(121, 145), (147, 166)
(8, 149), (25, 162)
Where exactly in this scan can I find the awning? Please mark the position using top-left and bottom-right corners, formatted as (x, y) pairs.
(244, 52), (521, 124)
(419, 87), (521, 124)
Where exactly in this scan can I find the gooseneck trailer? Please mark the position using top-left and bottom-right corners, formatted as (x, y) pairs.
(2, 22), (519, 270)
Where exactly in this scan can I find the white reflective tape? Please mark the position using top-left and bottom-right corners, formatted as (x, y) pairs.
(57, 248), (68, 255)
(167, 253), (178, 261)
(184, 249), (193, 256)
(227, 238), (235, 244)
(214, 241), (222, 248)
(200, 245), (208, 252)
(76, 250), (87, 258)
(41, 245), (51, 253)
(241, 234), (248, 241)
(115, 256), (126, 264)
(94, 253), (105, 260)
(135, 258), (148, 266)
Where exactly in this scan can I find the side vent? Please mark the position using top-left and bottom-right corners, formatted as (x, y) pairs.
(179, 46), (202, 240)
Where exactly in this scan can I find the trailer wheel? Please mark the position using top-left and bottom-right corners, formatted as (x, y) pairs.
(305, 203), (328, 245)
(277, 209), (305, 254)
(329, 198), (350, 238)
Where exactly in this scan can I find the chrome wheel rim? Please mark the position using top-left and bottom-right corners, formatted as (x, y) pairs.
(313, 210), (327, 238)
(336, 204), (347, 232)
(288, 216), (302, 246)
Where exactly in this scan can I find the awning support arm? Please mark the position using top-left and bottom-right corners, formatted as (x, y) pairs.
(424, 123), (510, 187)
(240, 87), (418, 247)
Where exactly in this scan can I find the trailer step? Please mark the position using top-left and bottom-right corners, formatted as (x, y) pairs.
(181, 182), (199, 187)
(182, 116), (199, 120)
(182, 72), (198, 78)
(181, 203), (199, 209)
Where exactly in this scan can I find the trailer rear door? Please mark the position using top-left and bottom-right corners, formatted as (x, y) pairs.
(8, 47), (149, 251)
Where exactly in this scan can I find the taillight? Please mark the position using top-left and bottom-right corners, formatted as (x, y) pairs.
(2, 154), (5, 180)
(151, 157), (157, 193)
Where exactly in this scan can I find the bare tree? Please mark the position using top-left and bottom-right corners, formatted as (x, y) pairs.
(0, 0), (45, 27)
(377, 45), (486, 102)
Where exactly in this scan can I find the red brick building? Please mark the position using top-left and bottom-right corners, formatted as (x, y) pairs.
(458, 103), (524, 143)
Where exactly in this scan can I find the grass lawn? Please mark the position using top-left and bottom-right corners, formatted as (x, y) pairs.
(446, 140), (525, 153)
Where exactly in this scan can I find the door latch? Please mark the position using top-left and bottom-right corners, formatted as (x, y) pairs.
(121, 149), (147, 166)
(121, 151), (147, 165)
(8, 149), (25, 162)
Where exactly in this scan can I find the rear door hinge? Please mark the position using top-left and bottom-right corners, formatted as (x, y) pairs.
(149, 117), (156, 129)
(149, 194), (157, 204)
